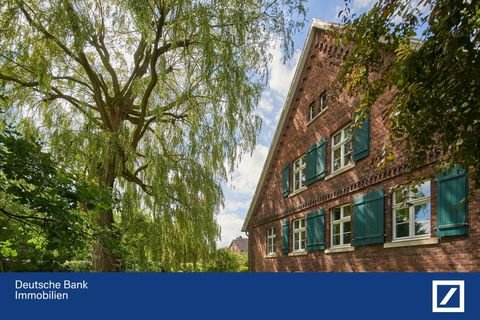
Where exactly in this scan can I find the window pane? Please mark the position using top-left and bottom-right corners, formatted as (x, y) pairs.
(301, 170), (306, 187)
(294, 220), (299, 229)
(344, 140), (352, 154)
(333, 234), (340, 246)
(344, 127), (353, 139)
(396, 222), (410, 238)
(333, 158), (341, 171)
(415, 220), (430, 236)
(414, 203), (431, 221)
(412, 181), (431, 199)
(394, 189), (407, 204)
(344, 141), (353, 166)
(343, 206), (351, 217)
(301, 156), (306, 166)
(333, 148), (341, 171)
(309, 102), (316, 119)
(332, 223), (340, 234)
(332, 208), (341, 221)
(320, 94), (326, 109)
(344, 152), (352, 166)
(395, 208), (409, 223)
(344, 221), (351, 233)
(300, 219), (305, 228)
(333, 133), (341, 145)
(344, 232), (351, 244)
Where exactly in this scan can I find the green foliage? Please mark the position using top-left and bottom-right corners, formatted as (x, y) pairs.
(337, 0), (480, 185)
(204, 249), (248, 272)
(0, 120), (100, 271)
(0, 0), (306, 270)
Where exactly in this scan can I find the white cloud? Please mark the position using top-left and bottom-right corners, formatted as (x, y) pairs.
(229, 144), (269, 195)
(216, 211), (245, 248)
(224, 199), (249, 213)
(268, 41), (301, 98)
(353, 0), (376, 10)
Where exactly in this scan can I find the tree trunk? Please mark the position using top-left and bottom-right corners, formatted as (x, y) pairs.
(92, 157), (121, 272)
(92, 208), (119, 271)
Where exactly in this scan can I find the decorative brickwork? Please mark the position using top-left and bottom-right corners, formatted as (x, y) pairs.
(244, 21), (480, 272)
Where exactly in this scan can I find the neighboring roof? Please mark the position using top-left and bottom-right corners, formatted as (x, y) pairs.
(229, 236), (248, 251)
(242, 19), (338, 231)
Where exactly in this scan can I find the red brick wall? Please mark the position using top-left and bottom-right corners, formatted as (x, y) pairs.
(246, 30), (480, 272)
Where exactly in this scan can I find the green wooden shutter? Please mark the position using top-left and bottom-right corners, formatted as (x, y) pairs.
(282, 164), (290, 197)
(306, 138), (327, 186)
(306, 209), (325, 251)
(306, 144), (316, 185)
(436, 167), (468, 237)
(353, 113), (370, 161)
(353, 189), (384, 246)
(282, 219), (289, 254)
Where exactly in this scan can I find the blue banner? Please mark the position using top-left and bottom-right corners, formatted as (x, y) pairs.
(0, 273), (478, 320)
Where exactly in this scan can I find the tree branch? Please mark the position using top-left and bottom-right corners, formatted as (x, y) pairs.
(122, 169), (152, 196)
(18, 1), (81, 63)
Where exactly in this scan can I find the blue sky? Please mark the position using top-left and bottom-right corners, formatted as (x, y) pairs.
(216, 0), (376, 247)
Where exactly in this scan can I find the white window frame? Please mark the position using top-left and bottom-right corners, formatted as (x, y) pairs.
(293, 155), (306, 192)
(308, 92), (327, 121)
(292, 218), (306, 252)
(330, 204), (352, 248)
(331, 124), (353, 173)
(392, 181), (431, 241)
(266, 227), (276, 256)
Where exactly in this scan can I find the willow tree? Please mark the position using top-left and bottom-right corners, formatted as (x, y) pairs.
(0, 0), (306, 271)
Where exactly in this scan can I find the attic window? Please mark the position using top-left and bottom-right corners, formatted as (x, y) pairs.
(308, 91), (327, 121)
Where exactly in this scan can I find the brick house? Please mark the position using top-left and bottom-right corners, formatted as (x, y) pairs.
(241, 19), (480, 272)
(229, 236), (248, 254)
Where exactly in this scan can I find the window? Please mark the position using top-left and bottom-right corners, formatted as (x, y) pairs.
(293, 155), (306, 192)
(330, 205), (352, 247)
(393, 181), (431, 240)
(292, 218), (306, 251)
(332, 125), (353, 172)
(308, 92), (327, 121)
(266, 227), (276, 256)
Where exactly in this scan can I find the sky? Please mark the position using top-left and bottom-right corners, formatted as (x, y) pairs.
(216, 0), (377, 247)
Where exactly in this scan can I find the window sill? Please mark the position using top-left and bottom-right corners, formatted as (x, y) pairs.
(264, 254), (277, 259)
(306, 107), (328, 127)
(325, 163), (355, 180)
(288, 186), (307, 198)
(288, 250), (307, 256)
(383, 237), (438, 249)
(325, 246), (355, 254)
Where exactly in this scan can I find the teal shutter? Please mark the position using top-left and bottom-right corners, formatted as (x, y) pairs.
(306, 209), (325, 251)
(353, 113), (370, 161)
(282, 220), (289, 254)
(306, 138), (327, 186)
(282, 164), (290, 197)
(353, 189), (384, 246)
(436, 167), (468, 237)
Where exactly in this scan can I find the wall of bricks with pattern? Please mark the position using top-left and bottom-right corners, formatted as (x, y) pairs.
(246, 28), (480, 272)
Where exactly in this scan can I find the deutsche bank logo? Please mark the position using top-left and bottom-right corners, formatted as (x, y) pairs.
(432, 280), (465, 313)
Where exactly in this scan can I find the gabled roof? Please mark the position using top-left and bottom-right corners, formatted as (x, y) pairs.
(229, 236), (248, 251)
(242, 19), (338, 231)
